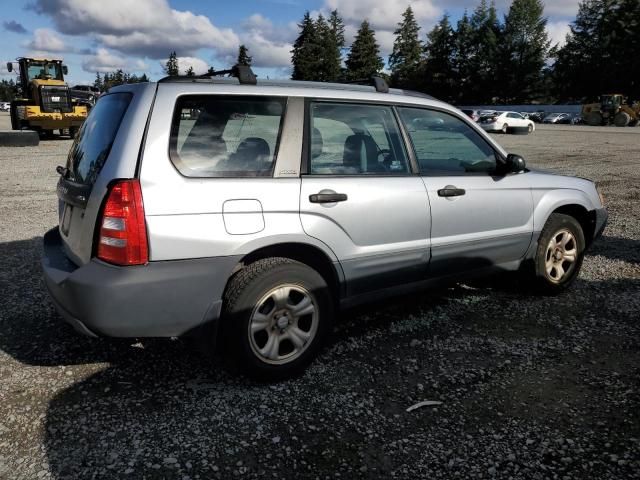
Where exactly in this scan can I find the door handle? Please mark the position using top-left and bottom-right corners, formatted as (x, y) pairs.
(437, 186), (466, 197)
(309, 193), (348, 203)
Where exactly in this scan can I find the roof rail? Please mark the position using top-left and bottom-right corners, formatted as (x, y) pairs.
(158, 64), (257, 85)
(344, 76), (389, 94)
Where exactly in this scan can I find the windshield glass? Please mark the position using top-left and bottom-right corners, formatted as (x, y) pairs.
(66, 93), (132, 185)
(27, 62), (63, 81)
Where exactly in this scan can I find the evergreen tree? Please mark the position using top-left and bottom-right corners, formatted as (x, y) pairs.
(499, 0), (550, 102)
(345, 20), (384, 80)
(291, 12), (321, 80)
(327, 9), (345, 80)
(452, 12), (474, 103)
(315, 14), (333, 81)
(0, 79), (16, 101)
(421, 14), (456, 100)
(165, 51), (179, 76)
(389, 6), (422, 89)
(237, 44), (252, 66)
(93, 72), (103, 92)
(139, 73), (149, 82)
(470, 0), (502, 103)
(186, 66), (195, 77)
(553, 0), (640, 101)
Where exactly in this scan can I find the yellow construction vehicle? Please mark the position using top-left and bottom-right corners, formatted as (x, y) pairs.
(582, 94), (640, 127)
(6, 57), (88, 137)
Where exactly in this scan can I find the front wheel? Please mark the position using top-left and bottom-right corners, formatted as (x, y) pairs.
(222, 257), (333, 380)
(530, 213), (585, 294)
(527, 123), (533, 134)
(502, 123), (509, 134)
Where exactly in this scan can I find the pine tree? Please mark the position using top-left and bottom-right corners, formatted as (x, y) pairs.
(165, 51), (179, 76)
(139, 73), (149, 82)
(553, 0), (640, 101)
(327, 9), (345, 80)
(499, 0), (550, 103)
(291, 12), (320, 80)
(237, 44), (252, 66)
(453, 12), (474, 103)
(389, 6), (422, 89)
(186, 66), (195, 77)
(345, 20), (384, 80)
(93, 72), (103, 92)
(421, 14), (456, 100)
(470, 0), (502, 103)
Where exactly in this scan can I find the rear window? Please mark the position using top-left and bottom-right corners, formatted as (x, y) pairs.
(169, 95), (286, 177)
(66, 92), (132, 185)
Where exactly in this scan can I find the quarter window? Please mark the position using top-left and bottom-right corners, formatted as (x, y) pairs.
(170, 95), (286, 177)
(309, 102), (409, 175)
(397, 107), (497, 175)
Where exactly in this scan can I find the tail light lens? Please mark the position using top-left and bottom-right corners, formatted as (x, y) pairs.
(97, 179), (148, 265)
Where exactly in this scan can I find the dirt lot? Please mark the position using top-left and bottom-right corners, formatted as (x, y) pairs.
(0, 111), (638, 479)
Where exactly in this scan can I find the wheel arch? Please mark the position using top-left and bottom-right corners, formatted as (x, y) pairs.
(229, 242), (344, 303)
(550, 204), (597, 247)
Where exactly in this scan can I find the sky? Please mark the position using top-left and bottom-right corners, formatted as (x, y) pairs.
(0, 0), (580, 86)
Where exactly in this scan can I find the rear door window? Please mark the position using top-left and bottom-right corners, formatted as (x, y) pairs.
(66, 92), (132, 185)
(170, 95), (286, 177)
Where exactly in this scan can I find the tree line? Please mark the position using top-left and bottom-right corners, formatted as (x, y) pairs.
(290, 0), (640, 104)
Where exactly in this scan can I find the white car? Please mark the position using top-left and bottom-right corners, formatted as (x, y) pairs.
(479, 111), (535, 134)
(0, 102), (10, 112)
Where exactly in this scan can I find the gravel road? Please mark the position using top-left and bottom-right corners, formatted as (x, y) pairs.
(0, 111), (638, 479)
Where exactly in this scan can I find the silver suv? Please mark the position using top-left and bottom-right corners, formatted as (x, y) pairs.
(42, 69), (607, 379)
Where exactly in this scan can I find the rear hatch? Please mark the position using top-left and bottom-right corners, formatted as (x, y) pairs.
(56, 83), (156, 266)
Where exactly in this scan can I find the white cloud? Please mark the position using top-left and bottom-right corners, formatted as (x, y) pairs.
(82, 48), (148, 73)
(30, 0), (240, 58)
(27, 28), (67, 53)
(547, 21), (571, 47)
(161, 56), (210, 75)
(234, 14), (296, 68)
(323, 0), (440, 31)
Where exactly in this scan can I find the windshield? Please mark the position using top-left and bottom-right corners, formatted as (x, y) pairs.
(26, 62), (63, 81)
(66, 93), (132, 185)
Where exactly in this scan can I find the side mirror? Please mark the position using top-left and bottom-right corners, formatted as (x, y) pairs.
(505, 153), (526, 173)
(62, 65), (68, 75)
(6, 62), (12, 73)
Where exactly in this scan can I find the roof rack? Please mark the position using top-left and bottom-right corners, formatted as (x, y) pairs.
(344, 76), (389, 93)
(158, 64), (257, 85)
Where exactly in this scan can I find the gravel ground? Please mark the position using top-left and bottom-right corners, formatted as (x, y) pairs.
(0, 111), (639, 479)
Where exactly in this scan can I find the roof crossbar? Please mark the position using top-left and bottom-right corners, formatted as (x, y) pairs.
(344, 76), (389, 93)
(158, 64), (257, 85)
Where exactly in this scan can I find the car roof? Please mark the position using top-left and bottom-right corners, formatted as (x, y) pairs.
(112, 78), (464, 115)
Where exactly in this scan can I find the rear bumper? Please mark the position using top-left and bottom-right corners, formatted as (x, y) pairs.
(42, 227), (241, 337)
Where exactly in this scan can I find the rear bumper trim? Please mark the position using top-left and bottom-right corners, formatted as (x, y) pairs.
(42, 227), (241, 338)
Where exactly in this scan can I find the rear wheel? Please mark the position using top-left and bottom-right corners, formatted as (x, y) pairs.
(614, 112), (631, 127)
(527, 123), (533, 134)
(586, 111), (603, 126)
(502, 123), (509, 134)
(530, 213), (585, 294)
(222, 257), (333, 380)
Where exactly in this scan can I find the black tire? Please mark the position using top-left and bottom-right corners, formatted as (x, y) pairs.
(530, 213), (585, 294)
(614, 112), (630, 127)
(69, 127), (79, 139)
(502, 123), (509, 134)
(527, 123), (533, 134)
(586, 111), (603, 126)
(222, 257), (333, 380)
(9, 102), (19, 130)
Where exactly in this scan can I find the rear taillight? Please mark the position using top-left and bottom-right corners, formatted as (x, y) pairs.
(97, 179), (148, 265)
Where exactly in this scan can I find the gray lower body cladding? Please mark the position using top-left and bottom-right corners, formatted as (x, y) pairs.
(42, 228), (241, 337)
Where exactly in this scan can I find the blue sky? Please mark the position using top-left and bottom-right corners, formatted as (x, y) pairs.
(1, 0), (580, 86)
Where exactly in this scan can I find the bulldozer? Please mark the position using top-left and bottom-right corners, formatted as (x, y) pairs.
(582, 94), (640, 127)
(6, 57), (88, 137)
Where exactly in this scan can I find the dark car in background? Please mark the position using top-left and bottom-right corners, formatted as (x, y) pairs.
(461, 109), (481, 122)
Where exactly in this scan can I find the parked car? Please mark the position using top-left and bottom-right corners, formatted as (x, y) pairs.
(72, 85), (101, 95)
(479, 111), (536, 134)
(528, 111), (546, 123)
(543, 113), (571, 124)
(0, 101), (10, 112)
(461, 109), (481, 122)
(570, 114), (584, 125)
(42, 72), (607, 380)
